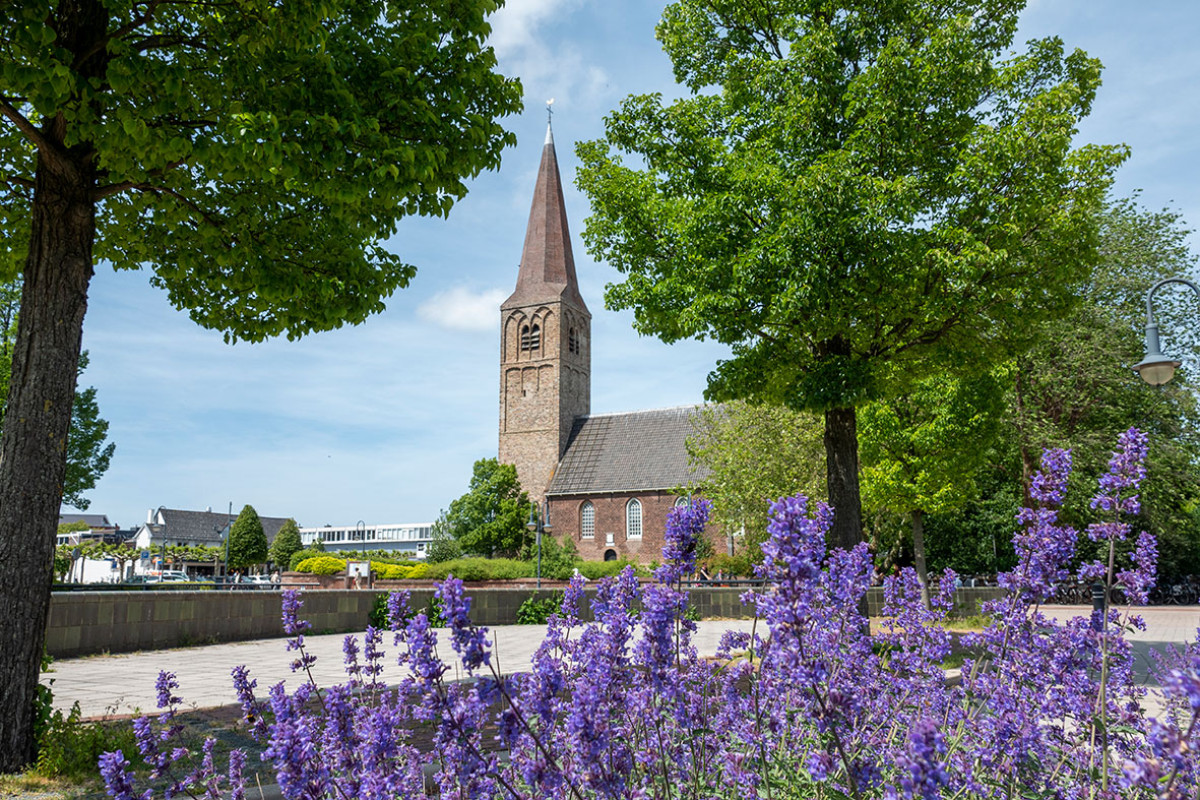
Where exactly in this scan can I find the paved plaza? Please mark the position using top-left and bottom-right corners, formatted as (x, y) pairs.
(43, 605), (1200, 720)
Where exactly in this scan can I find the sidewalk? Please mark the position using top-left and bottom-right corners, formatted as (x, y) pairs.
(43, 605), (1199, 720)
(44, 619), (763, 719)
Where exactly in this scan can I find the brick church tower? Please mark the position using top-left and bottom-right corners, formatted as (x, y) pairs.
(499, 123), (591, 502)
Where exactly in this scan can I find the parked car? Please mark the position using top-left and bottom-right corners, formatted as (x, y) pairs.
(244, 574), (273, 584)
(156, 570), (191, 582)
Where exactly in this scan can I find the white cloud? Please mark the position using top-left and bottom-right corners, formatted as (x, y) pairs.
(417, 286), (507, 332)
(489, 0), (584, 55)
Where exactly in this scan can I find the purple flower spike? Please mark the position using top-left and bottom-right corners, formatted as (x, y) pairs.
(656, 496), (711, 583)
(280, 589), (311, 637)
(435, 576), (491, 672)
(154, 671), (181, 711)
(99, 751), (144, 800)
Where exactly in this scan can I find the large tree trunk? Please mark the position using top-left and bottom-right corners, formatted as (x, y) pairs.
(823, 405), (863, 552)
(0, 153), (95, 770)
(912, 508), (931, 609)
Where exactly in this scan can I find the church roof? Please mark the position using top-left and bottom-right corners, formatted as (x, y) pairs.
(546, 406), (710, 495)
(502, 123), (589, 313)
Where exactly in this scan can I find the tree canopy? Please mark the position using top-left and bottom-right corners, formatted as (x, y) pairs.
(268, 519), (302, 571)
(686, 401), (824, 555)
(576, 0), (1125, 550)
(441, 458), (532, 559)
(0, 0), (520, 769)
(227, 505), (268, 571)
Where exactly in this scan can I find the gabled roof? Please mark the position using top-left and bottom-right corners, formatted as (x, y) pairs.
(546, 406), (711, 496)
(502, 123), (589, 313)
(150, 508), (294, 545)
(59, 513), (114, 528)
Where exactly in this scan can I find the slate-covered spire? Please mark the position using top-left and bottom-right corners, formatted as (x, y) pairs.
(502, 121), (588, 312)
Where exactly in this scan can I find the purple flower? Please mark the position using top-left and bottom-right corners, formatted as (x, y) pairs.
(435, 576), (491, 672)
(280, 589), (311, 637)
(99, 751), (144, 800)
(656, 497), (710, 583)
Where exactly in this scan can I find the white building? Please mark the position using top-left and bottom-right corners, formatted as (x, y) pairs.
(299, 523), (435, 559)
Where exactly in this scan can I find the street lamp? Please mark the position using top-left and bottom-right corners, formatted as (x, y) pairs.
(526, 500), (552, 589)
(1132, 277), (1199, 385)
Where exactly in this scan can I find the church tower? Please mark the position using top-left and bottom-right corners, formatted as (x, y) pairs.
(499, 122), (591, 503)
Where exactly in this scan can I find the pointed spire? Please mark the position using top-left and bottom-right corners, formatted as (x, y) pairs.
(503, 118), (588, 313)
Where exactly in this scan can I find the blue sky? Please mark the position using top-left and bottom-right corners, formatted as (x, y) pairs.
(72, 0), (1200, 530)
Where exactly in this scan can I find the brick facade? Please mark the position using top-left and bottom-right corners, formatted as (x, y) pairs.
(548, 491), (722, 562)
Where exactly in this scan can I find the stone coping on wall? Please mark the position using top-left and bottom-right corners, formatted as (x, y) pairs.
(45, 585), (1006, 659)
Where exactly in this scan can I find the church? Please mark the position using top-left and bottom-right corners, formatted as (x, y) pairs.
(498, 123), (710, 563)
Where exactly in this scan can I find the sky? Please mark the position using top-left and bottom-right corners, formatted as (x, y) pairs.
(70, 0), (1200, 530)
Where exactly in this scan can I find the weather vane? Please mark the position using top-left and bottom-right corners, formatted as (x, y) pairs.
(547, 98), (555, 125)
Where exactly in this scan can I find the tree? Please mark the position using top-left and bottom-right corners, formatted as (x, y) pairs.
(0, 284), (114, 509)
(686, 401), (824, 558)
(576, 0), (1125, 554)
(859, 372), (1004, 605)
(426, 513), (464, 564)
(226, 505), (268, 572)
(268, 519), (302, 571)
(1004, 199), (1200, 576)
(442, 458), (531, 559)
(0, 0), (520, 768)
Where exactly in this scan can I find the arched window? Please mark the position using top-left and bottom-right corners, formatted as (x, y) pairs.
(675, 496), (690, 509)
(626, 498), (642, 540)
(521, 324), (541, 352)
(580, 501), (595, 539)
(604, 549), (618, 562)
(568, 328), (578, 354)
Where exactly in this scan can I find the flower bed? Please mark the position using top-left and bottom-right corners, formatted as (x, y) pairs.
(100, 429), (1196, 799)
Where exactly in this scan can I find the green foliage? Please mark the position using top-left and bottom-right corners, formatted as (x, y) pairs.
(269, 519), (303, 570)
(426, 514), (464, 564)
(529, 536), (582, 580)
(288, 548), (329, 571)
(295, 556), (346, 576)
(372, 562), (427, 580)
(860, 373), (1005, 518)
(226, 505), (268, 570)
(687, 401), (824, 556)
(422, 558), (535, 582)
(0, 0), (522, 337)
(576, 0), (1125, 550)
(34, 703), (137, 780)
(703, 552), (756, 578)
(515, 593), (564, 625)
(441, 459), (532, 558)
(578, 559), (647, 580)
(859, 371), (1005, 601)
(578, 1), (1123, 408)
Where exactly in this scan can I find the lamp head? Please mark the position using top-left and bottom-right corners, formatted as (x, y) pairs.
(1133, 353), (1181, 386)
(1134, 321), (1181, 385)
(526, 505), (537, 532)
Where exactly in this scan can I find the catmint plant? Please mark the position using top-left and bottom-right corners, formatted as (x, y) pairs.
(101, 431), (1200, 799)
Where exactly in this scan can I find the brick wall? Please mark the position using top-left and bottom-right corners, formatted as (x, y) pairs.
(44, 585), (1006, 658)
(548, 491), (724, 563)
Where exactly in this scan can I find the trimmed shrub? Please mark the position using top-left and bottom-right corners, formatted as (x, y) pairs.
(578, 559), (647, 580)
(423, 557), (534, 582)
(295, 556), (347, 575)
(288, 548), (327, 571)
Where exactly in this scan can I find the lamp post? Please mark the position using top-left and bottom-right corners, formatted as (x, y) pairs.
(1132, 277), (1200, 385)
(526, 500), (552, 589)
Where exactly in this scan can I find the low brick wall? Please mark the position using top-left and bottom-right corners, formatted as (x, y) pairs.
(45, 585), (1006, 658)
